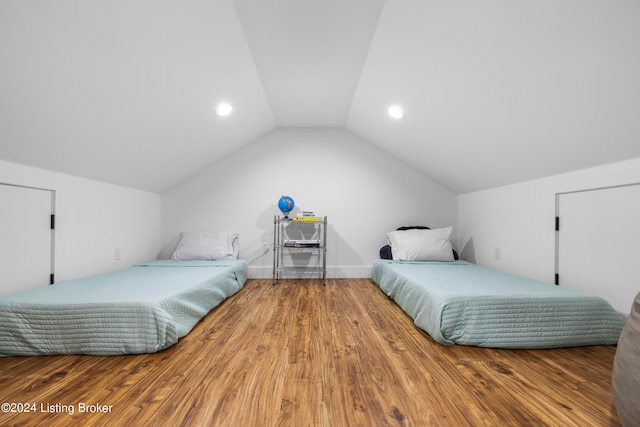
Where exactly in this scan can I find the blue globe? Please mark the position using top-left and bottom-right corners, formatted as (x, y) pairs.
(278, 195), (294, 218)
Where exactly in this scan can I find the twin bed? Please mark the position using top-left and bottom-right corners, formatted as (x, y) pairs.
(0, 232), (246, 357)
(372, 259), (625, 348)
(372, 226), (626, 349)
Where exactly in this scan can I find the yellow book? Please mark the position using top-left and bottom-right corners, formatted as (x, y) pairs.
(292, 216), (322, 222)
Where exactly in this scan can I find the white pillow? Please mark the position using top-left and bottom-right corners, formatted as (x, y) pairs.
(387, 227), (454, 262)
(171, 231), (239, 261)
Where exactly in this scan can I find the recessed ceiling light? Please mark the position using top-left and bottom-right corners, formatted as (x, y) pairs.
(215, 102), (233, 117)
(387, 105), (405, 119)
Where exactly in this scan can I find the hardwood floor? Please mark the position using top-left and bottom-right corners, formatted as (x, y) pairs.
(0, 279), (622, 426)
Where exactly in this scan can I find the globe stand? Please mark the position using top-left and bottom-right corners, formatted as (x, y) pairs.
(278, 195), (295, 221)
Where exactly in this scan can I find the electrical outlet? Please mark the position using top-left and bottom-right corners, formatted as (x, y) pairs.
(115, 248), (121, 261)
(494, 247), (501, 260)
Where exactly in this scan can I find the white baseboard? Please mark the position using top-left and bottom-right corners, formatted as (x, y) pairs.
(247, 265), (372, 279)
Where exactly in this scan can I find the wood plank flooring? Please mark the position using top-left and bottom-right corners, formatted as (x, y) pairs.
(0, 279), (622, 426)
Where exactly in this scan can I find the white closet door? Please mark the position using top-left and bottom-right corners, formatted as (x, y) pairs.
(0, 184), (53, 296)
(557, 184), (640, 314)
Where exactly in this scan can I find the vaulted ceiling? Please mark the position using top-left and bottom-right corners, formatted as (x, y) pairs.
(1, 0), (639, 194)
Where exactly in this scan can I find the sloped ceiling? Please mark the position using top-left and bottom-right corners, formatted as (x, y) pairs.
(0, 0), (275, 192)
(1, 0), (639, 194)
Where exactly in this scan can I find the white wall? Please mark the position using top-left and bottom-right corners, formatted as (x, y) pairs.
(457, 157), (640, 308)
(161, 128), (457, 278)
(0, 160), (161, 284)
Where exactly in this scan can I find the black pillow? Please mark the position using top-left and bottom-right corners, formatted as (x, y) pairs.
(379, 226), (458, 260)
(379, 244), (393, 259)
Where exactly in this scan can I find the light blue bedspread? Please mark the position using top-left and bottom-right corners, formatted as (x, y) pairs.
(0, 260), (246, 356)
(372, 259), (626, 348)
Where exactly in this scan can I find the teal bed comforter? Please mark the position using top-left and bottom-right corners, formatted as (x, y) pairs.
(372, 259), (626, 349)
(0, 260), (246, 357)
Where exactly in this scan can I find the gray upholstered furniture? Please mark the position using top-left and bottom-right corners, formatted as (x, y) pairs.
(612, 291), (640, 426)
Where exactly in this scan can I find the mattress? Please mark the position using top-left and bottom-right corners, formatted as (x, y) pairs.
(0, 260), (246, 357)
(372, 259), (626, 349)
